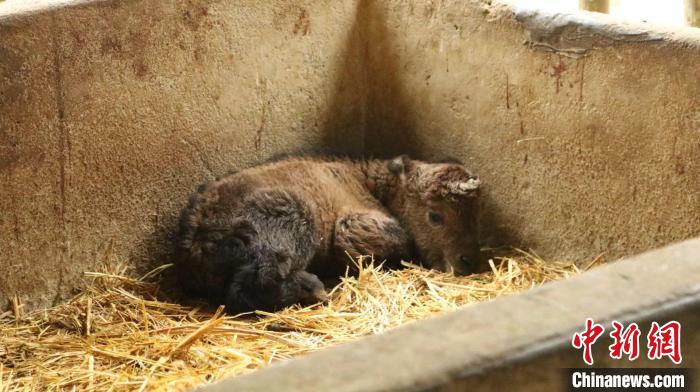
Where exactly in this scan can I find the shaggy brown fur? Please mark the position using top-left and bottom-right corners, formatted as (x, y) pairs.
(176, 155), (481, 312)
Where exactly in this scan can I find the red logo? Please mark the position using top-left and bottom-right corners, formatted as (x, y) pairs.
(647, 321), (682, 364)
(572, 319), (682, 365)
(572, 318), (605, 365)
(609, 321), (641, 360)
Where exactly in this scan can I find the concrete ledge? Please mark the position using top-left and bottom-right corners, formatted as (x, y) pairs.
(204, 237), (700, 391)
(0, 1), (108, 22)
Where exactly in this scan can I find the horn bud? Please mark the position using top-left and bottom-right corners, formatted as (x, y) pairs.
(448, 177), (481, 196)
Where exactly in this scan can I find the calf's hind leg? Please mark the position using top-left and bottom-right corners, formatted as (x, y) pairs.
(334, 209), (412, 268)
(225, 189), (326, 311)
(225, 253), (327, 313)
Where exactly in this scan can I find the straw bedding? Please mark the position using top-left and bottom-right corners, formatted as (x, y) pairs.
(0, 251), (594, 391)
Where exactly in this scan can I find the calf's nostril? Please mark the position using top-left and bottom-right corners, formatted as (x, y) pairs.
(459, 255), (471, 264)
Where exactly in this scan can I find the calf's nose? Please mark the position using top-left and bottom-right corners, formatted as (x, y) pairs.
(459, 255), (472, 265)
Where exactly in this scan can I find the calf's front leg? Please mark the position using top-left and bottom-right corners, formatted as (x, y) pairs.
(333, 209), (412, 269)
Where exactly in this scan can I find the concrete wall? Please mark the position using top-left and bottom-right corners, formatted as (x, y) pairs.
(2, 0), (700, 310)
(363, 0), (700, 262)
(0, 0), (368, 309)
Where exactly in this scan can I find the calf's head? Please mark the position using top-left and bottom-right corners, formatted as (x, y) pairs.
(389, 155), (482, 275)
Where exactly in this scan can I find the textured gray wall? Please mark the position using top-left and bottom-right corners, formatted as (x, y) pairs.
(0, 0), (367, 309)
(363, 0), (700, 262)
(1, 0), (700, 312)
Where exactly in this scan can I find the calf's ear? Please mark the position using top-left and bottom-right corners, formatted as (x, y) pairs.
(388, 155), (412, 175)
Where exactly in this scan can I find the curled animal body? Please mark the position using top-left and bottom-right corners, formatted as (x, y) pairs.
(176, 155), (482, 312)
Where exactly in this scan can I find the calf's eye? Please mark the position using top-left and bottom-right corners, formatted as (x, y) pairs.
(427, 211), (444, 226)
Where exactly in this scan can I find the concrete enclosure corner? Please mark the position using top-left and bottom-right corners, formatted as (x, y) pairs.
(1, 0), (699, 313)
